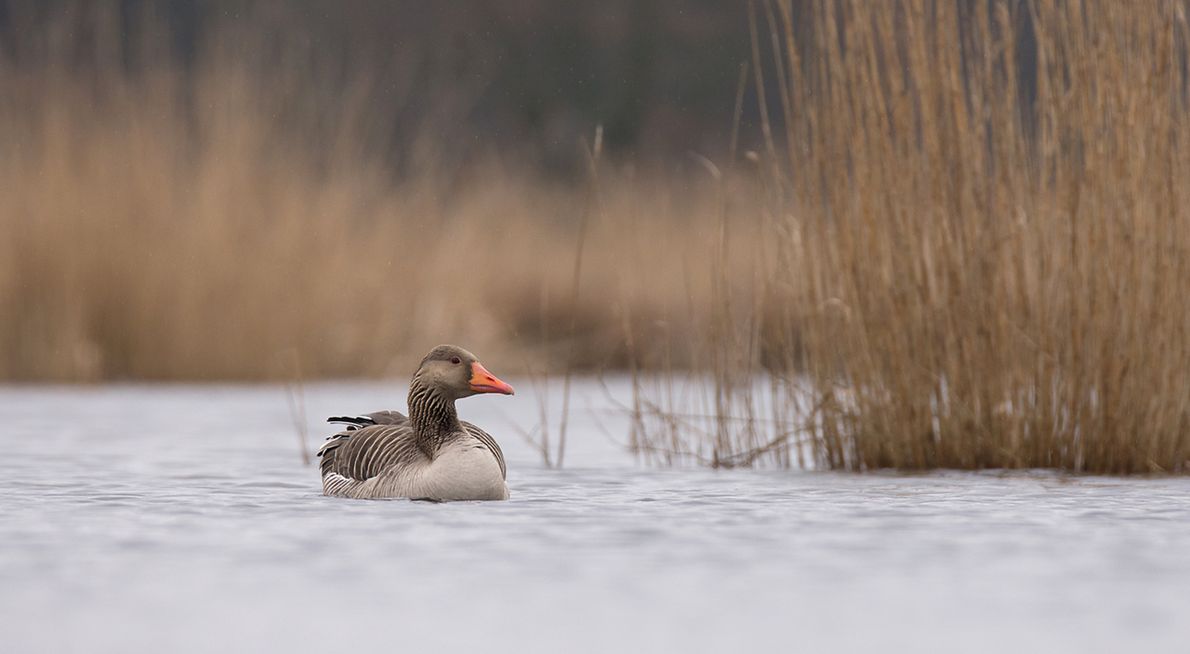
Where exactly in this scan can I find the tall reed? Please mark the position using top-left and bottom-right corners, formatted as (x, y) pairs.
(631, 0), (1190, 474)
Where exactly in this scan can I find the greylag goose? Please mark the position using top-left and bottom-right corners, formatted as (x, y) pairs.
(318, 345), (514, 501)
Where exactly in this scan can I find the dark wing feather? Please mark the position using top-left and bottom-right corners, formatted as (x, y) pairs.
(318, 422), (424, 483)
(461, 421), (507, 479)
(326, 410), (407, 431)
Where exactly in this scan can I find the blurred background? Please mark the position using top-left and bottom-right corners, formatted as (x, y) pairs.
(2, 0), (1187, 472)
(0, 0), (775, 381)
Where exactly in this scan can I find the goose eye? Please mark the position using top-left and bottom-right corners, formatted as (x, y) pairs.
(450, 356), (461, 365)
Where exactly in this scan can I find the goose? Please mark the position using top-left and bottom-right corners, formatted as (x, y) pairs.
(318, 345), (514, 501)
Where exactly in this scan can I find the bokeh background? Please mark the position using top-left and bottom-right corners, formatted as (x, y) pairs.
(2, 1), (1188, 472)
(0, 0), (776, 381)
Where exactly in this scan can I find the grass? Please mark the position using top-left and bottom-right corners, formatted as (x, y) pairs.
(2, 1), (1188, 474)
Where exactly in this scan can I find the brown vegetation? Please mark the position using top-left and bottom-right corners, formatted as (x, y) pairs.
(629, 0), (1190, 474)
(0, 5), (765, 381)
(2, 1), (1188, 473)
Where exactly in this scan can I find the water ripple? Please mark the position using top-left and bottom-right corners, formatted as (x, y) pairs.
(0, 382), (1188, 654)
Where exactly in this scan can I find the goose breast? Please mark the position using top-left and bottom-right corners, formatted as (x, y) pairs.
(412, 437), (509, 501)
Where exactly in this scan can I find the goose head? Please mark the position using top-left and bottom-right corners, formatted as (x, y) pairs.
(413, 344), (515, 400)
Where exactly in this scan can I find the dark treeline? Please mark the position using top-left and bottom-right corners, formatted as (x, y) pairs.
(0, 0), (763, 176)
(0, 1), (1064, 180)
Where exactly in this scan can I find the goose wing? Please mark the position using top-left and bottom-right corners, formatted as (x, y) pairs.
(318, 411), (507, 493)
(318, 420), (425, 493)
(461, 421), (507, 480)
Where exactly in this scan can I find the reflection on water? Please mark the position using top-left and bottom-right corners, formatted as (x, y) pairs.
(1, 381), (1188, 653)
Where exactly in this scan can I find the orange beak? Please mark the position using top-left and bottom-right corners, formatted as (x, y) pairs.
(469, 361), (515, 395)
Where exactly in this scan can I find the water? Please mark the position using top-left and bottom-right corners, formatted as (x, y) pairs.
(1, 380), (1188, 653)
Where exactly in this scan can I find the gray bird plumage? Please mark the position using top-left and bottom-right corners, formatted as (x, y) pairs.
(317, 345), (511, 501)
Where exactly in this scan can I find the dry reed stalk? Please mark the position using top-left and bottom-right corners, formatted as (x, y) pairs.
(553, 125), (606, 469)
(281, 349), (311, 466)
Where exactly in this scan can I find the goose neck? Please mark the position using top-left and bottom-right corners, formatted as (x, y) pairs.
(407, 380), (461, 450)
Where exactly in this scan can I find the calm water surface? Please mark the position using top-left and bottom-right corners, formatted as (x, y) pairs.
(1, 381), (1188, 653)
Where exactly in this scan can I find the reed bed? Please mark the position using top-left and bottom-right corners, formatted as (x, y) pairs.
(0, 8), (764, 381)
(0, 110), (758, 381)
(629, 0), (1190, 474)
(3, 2), (1188, 474)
